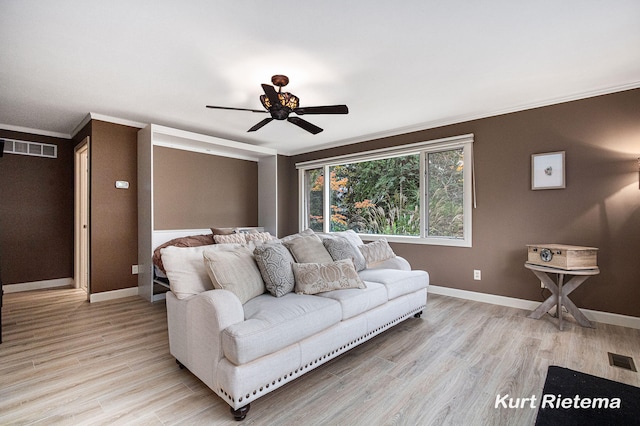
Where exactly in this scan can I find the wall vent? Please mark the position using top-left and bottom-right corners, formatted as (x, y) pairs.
(1, 138), (57, 159)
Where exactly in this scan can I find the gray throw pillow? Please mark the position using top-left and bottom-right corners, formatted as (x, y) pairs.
(253, 243), (296, 297)
(323, 236), (366, 271)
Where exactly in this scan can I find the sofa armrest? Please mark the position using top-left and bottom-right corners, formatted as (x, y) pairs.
(185, 289), (245, 388)
(367, 255), (411, 271)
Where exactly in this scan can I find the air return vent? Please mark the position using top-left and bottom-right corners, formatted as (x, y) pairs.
(1, 138), (57, 158)
(608, 352), (637, 372)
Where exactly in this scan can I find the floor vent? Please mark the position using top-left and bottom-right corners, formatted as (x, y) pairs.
(1, 138), (57, 159)
(608, 352), (637, 372)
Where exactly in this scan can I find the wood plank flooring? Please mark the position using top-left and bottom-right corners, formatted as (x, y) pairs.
(1, 288), (639, 425)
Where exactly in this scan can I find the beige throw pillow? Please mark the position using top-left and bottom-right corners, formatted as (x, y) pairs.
(283, 234), (333, 264)
(292, 259), (366, 295)
(202, 246), (265, 304)
(359, 238), (396, 266)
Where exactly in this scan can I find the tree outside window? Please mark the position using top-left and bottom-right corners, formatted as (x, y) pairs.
(299, 135), (473, 247)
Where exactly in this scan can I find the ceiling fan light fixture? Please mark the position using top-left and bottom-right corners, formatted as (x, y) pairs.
(260, 92), (299, 111)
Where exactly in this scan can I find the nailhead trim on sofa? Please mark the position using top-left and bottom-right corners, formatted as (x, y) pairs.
(218, 305), (426, 405)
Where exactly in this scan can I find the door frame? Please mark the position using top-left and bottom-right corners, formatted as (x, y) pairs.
(74, 137), (90, 299)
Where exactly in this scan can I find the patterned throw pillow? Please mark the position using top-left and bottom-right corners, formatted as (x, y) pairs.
(202, 246), (265, 304)
(292, 259), (366, 295)
(253, 243), (295, 297)
(323, 236), (367, 271)
(245, 231), (274, 243)
(359, 238), (396, 266)
(214, 233), (247, 244)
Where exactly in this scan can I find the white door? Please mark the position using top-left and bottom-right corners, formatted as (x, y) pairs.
(74, 138), (89, 297)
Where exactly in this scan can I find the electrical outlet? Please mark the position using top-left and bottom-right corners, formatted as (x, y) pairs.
(473, 270), (481, 280)
(132, 265), (139, 275)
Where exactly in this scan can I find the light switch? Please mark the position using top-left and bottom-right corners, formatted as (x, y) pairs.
(115, 181), (129, 189)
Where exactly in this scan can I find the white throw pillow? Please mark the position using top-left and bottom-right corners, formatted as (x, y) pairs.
(245, 231), (274, 243)
(203, 246), (265, 304)
(161, 245), (216, 299)
(214, 233), (247, 244)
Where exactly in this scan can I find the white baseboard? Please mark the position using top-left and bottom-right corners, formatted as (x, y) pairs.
(428, 285), (640, 330)
(3, 278), (74, 293)
(89, 287), (139, 303)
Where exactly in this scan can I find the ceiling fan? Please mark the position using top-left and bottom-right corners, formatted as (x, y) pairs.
(206, 75), (348, 135)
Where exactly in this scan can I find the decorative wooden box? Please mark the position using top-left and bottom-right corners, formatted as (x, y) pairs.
(526, 244), (598, 270)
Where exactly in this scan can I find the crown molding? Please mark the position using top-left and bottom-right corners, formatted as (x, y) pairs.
(0, 123), (71, 139)
(70, 113), (147, 138)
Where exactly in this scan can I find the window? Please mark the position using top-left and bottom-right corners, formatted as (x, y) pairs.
(297, 134), (474, 247)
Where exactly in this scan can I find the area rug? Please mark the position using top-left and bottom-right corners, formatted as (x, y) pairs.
(535, 366), (640, 425)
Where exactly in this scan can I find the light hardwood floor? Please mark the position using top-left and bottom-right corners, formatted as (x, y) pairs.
(1, 288), (638, 425)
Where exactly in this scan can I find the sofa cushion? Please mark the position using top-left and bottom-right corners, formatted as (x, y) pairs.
(359, 238), (396, 267)
(323, 236), (367, 271)
(253, 243), (296, 297)
(293, 259), (366, 295)
(222, 293), (342, 365)
(357, 268), (429, 300)
(316, 281), (388, 320)
(283, 233), (333, 263)
(203, 246), (265, 304)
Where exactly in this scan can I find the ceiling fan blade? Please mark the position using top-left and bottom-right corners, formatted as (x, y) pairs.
(206, 105), (266, 113)
(261, 84), (282, 109)
(293, 105), (349, 115)
(247, 117), (274, 132)
(287, 117), (323, 134)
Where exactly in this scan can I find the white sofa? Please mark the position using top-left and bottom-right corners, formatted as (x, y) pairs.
(161, 230), (429, 420)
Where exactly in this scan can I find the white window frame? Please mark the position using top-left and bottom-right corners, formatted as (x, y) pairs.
(296, 133), (474, 247)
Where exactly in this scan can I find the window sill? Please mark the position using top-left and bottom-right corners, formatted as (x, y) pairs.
(356, 233), (472, 248)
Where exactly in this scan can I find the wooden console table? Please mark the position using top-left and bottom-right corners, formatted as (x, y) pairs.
(525, 262), (599, 330)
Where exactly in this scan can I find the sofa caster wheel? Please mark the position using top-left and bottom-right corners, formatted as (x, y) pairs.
(413, 311), (423, 318)
(176, 359), (186, 369)
(231, 404), (250, 421)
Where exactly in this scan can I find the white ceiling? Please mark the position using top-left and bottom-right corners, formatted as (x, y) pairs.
(1, 1), (639, 155)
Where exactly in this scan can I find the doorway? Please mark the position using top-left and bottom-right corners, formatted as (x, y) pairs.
(74, 138), (89, 299)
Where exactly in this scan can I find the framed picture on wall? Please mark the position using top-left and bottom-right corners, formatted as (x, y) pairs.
(531, 151), (565, 190)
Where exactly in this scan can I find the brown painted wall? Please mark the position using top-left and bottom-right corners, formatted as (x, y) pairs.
(0, 130), (74, 284)
(89, 120), (139, 293)
(289, 88), (640, 317)
(277, 154), (297, 238)
(153, 146), (259, 230)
